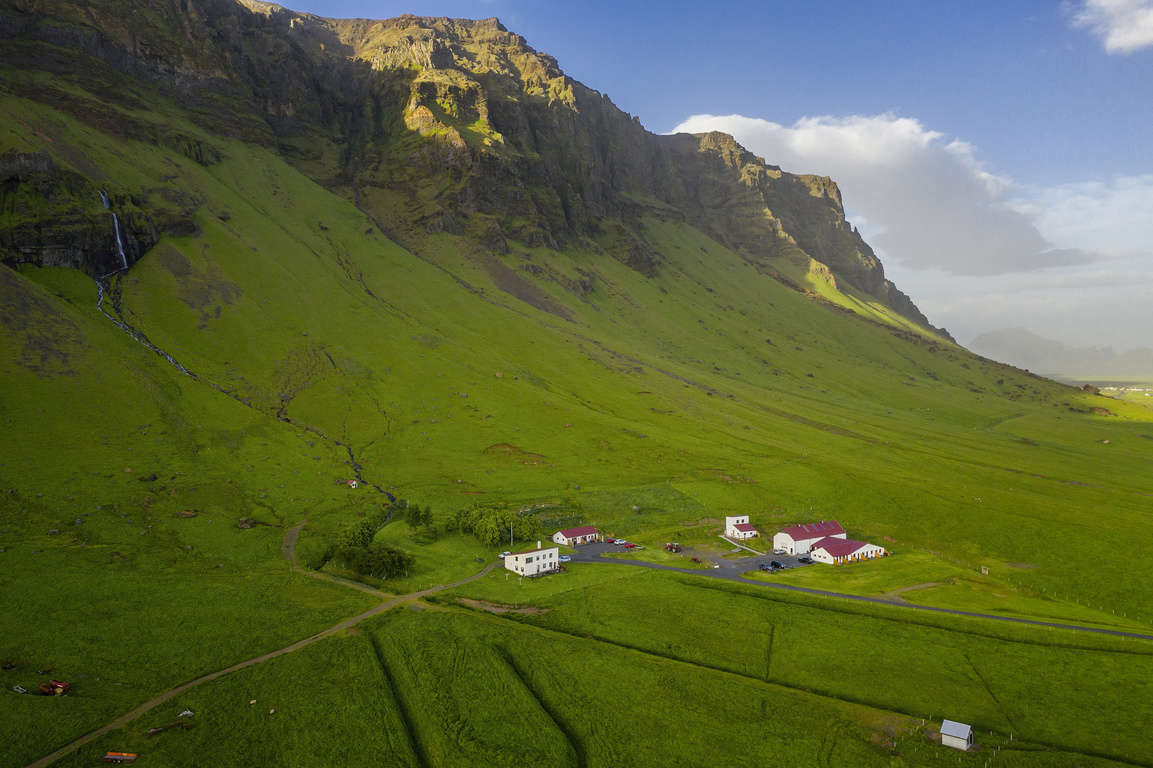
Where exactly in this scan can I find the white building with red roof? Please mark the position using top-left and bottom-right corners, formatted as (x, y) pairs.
(810, 537), (887, 565)
(552, 525), (601, 546)
(504, 545), (560, 577)
(724, 515), (759, 540)
(772, 520), (846, 555)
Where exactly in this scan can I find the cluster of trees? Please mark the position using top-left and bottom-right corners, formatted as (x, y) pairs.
(323, 497), (415, 580)
(334, 542), (413, 580)
(446, 504), (541, 546)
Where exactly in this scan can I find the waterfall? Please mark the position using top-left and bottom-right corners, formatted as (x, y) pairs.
(99, 191), (129, 271)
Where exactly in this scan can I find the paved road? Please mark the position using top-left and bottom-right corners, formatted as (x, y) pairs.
(572, 543), (1153, 642)
(25, 523), (497, 768)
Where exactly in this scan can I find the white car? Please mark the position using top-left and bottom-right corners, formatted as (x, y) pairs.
(498, 551), (511, 559)
(559, 554), (571, 563)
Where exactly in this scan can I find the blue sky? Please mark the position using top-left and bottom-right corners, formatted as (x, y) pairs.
(284, 0), (1153, 350)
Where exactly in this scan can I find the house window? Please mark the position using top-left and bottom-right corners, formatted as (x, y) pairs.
(526, 556), (533, 563)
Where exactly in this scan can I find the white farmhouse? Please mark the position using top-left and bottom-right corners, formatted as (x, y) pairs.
(810, 537), (887, 565)
(939, 720), (973, 751)
(552, 525), (601, 546)
(772, 520), (846, 555)
(504, 546), (560, 577)
(724, 515), (759, 540)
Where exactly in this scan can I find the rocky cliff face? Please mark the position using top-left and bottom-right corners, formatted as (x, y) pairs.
(0, 0), (948, 336)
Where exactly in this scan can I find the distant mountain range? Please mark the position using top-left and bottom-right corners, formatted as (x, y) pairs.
(969, 328), (1153, 380)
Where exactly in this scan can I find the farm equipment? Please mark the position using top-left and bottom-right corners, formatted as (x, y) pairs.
(664, 542), (682, 553)
(101, 753), (138, 763)
(38, 680), (70, 696)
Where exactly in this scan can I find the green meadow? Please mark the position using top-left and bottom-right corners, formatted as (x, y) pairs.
(2, 63), (1152, 766)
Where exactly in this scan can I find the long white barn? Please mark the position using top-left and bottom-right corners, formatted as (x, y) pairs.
(810, 537), (887, 565)
(772, 521), (846, 555)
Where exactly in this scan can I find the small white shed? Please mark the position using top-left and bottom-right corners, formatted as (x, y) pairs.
(940, 719), (973, 751)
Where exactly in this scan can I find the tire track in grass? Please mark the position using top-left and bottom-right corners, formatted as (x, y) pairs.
(450, 606), (1153, 768)
(367, 632), (430, 768)
(493, 645), (585, 768)
(964, 652), (1018, 734)
(764, 623), (775, 682)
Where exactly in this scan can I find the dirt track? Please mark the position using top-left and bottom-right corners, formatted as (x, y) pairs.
(25, 522), (496, 768)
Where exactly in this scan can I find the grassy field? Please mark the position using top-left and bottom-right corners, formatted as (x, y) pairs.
(446, 565), (1153, 765)
(742, 553), (1152, 632)
(2, 65), (1153, 766)
(59, 567), (1150, 767)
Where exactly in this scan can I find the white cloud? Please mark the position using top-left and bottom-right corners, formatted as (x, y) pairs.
(671, 113), (1089, 276)
(1072, 0), (1153, 54)
(670, 112), (1153, 351)
(1012, 174), (1153, 254)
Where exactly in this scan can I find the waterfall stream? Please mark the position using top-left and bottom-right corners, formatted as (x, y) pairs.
(90, 192), (391, 499)
(95, 278), (195, 378)
(99, 191), (129, 271)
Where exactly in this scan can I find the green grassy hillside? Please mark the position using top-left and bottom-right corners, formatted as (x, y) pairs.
(2, 5), (1152, 766)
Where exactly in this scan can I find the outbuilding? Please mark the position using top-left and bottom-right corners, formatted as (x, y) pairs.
(772, 520), (846, 555)
(940, 719), (973, 751)
(504, 546), (561, 577)
(810, 537), (887, 565)
(552, 525), (601, 546)
(725, 515), (759, 540)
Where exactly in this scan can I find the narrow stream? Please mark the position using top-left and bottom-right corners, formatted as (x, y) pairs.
(95, 277), (196, 377)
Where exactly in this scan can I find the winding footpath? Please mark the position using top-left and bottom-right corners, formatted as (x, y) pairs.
(25, 523), (496, 768)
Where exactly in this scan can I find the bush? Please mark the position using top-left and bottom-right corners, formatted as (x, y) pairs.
(335, 543), (414, 579)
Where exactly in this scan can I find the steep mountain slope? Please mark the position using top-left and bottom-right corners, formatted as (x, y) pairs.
(1, 2), (1153, 766)
(0, 0), (946, 336)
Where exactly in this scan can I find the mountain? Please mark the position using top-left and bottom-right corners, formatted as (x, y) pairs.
(970, 327), (1153, 380)
(2, 2), (1153, 766)
(0, 0), (949, 338)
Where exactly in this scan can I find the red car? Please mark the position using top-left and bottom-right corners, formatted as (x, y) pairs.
(604, 537), (616, 543)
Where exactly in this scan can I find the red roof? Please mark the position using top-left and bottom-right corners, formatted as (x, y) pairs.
(811, 537), (871, 557)
(734, 523), (757, 532)
(558, 525), (599, 538)
(780, 520), (844, 541)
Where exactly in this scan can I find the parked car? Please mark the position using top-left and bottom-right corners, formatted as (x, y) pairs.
(615, 539), (629, 546)
(759, 562), (775, 572)
(559, 554), (571, 563)
(624, 543), (637, 550)
(770, 560), (784, 569)
(498, 551), (511, 559)
(604, 537), (616, 544)
(798, 556), (812, 564)
(773, 548), (786, 555)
